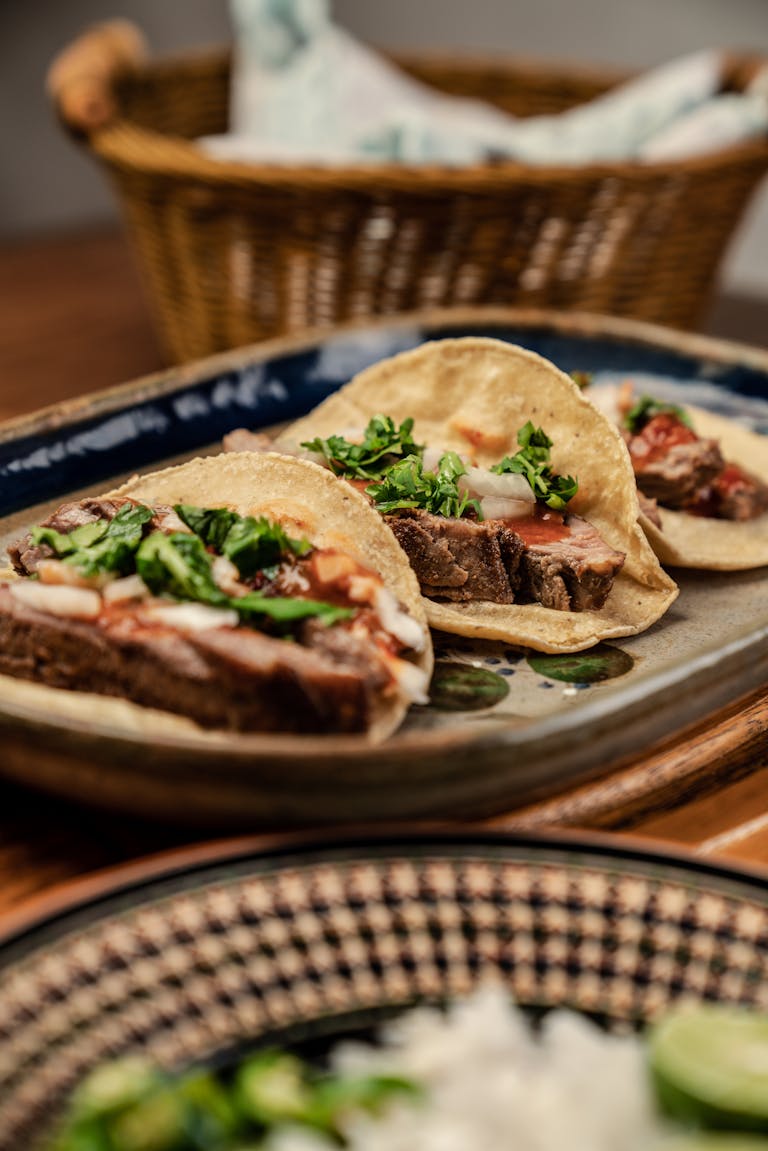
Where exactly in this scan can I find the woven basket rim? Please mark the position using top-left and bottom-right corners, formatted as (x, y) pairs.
(85, 46), (768, 191)
(90, 123), (768, 192)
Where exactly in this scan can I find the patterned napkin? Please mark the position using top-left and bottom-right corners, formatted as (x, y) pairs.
(199, 0), (768, 165)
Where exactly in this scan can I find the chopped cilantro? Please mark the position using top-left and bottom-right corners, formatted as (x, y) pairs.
(369, 451), (481, 520)
(570, 371), (593, 390)
(32, 522), (102, 557)
(234, 593), (353, 628)
(32, 502), (350, 633)
(624, 395), (693, 434)
(136, 531), (352, 630)
(301, 414), (423, 479)
(175, 505), (311, 578)
(173, 505), (239, 552)
(32, 504), (154, 577)
(51, 1049), (421, 1149)
(491, 421), (578, 511)
(136, 532), (229, 607)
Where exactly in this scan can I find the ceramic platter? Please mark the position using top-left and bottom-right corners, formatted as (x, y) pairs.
(0, 308), (766, 825)
(0, 830), (766, 1148)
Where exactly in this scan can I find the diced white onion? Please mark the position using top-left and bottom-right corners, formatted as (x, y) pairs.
(423, 446), (473, 474)
(299, 449), (328, 468)
(273, 438), (327, 468)
(9, 581), (102, 620)
(479, 496), (535, 521)
(586, 383), (622, 424)
(462, 467), (535, 502)
(153, 508), (189, 534)
(387, 656), (430, 705)
(102, 574), (150, 604)
(277, 565), (311, 595)
(142, 603), (239, 633)
(36, 559), (103, 589)
(422, 445), (446, 473)
(373, 587), (427, 652)
(345, 574), (427, 654)
(347, 573), (379, 605)
(212, 555), (244, 596)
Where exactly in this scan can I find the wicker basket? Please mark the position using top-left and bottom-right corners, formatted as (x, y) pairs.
(49, 22), (768, 364)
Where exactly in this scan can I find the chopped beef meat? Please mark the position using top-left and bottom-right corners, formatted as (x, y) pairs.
(44, 496), (131, 532)
(624, 410), (768, 521)
(8, 497), (129, 575)
(518, 514), (625, 612)
(386, 510), (524, 604)
(8, 496), (177, 576)
(624, 413), (724, 508)
(387, 508), (623, 613)
(0, 586), (387, 734)
(299, 616), (395, 680)
(683, 462), (768, 521)
(8, 538), (51, 578)
(638, 492), (662, 528)
(222, 429), (275, 454)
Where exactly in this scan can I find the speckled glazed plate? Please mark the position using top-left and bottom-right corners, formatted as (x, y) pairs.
(0, 308), (766, 825)
(0, 830), (766, 1148)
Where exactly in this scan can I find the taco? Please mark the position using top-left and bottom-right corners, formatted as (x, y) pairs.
(0, 453), (432, 740)
(595, 386), (768, 570)
(226, 338), (678, 653)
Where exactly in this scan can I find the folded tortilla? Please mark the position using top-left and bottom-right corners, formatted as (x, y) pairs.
(635, 406), (768, 571)
(1, 453), (432, 742)
(283, 337), (679, 653)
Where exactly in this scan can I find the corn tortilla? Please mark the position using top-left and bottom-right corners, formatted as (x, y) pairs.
(283, 338), (678, 653)
(636, 406), (768, 571)
(1, 453), (432, 742)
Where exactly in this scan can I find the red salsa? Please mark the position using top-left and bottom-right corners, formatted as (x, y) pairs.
(502, 507), (570, 545)
(627, 412), (698, 465)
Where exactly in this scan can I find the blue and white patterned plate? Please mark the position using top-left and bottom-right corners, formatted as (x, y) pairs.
(0, 308), (765, 826)
(0, 829), (766, 1149)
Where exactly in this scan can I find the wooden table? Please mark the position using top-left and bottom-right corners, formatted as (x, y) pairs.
(1, 227), (767, 917)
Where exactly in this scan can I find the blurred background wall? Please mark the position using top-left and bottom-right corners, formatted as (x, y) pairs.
(2, 0), (768, 297)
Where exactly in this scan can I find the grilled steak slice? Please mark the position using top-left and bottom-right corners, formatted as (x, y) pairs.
(711, 466), (768, 521)
(0, 586), (385, 734)
(624, 413), (724, 508)
(386, 510), (524, 604)
(683, 462), (768, 521)
(517, 514), (625, 612)
(44, 496), (131, 533)
(387, 508), (623, 612)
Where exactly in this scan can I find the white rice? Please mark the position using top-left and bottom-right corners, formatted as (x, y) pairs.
(263, 983), (671, 1151)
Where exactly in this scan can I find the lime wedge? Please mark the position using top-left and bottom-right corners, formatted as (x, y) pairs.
(649, 1006), (768, 1133)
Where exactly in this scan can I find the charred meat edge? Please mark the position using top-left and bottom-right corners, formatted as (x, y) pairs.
(388, 508), (623, 612)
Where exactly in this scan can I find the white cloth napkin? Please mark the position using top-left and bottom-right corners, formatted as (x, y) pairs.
(198, 0), (768, 166)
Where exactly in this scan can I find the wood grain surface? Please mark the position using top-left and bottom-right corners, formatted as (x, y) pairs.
(0, 226), (766, 918)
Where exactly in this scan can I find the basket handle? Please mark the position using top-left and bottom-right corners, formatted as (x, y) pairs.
(47, 20), (148, 135)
